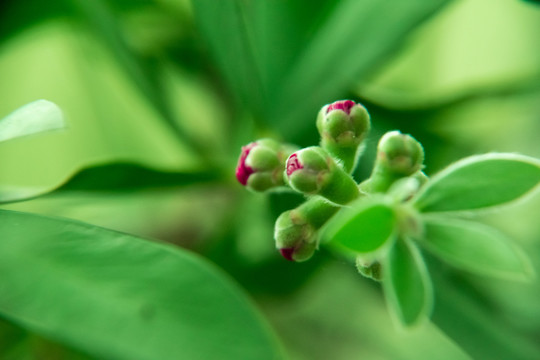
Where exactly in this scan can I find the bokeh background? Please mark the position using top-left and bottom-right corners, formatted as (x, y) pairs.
(1, 0), (540, 358)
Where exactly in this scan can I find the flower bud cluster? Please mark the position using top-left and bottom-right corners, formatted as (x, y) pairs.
(235, 100), (425, 263)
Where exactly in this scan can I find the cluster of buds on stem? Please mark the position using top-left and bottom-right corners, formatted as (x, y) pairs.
(235, 101), (426, 263)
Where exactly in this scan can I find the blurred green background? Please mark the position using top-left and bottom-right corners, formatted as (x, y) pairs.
(1, 0), (539, 359)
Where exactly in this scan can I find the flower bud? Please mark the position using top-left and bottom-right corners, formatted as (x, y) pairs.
(236, 139), (297, 192)
(316, 100), (370, 173)
(285, 147), (360, 205)
(377, 131), (424, 176)
(364, 131), (425, 193)
(274, 197), (340, 262)
(274, 210), (317, 262)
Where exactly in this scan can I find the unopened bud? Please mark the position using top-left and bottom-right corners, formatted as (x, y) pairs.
(377, 131), (424, 176)
(364, 131), (425, 193)
(274, 197), (340, 262)
(274, 210), (317, 262)
(236, 139), (297, 192)
(285, 147), (360, 205)
(317, 100), (370, 173)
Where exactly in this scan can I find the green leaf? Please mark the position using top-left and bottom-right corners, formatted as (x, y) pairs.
(430, 260), (540, 360)
(0, 210), (284, 360)
(0, 163), (216, 204)
(383, 238), (433, 327)
(421, 216), (533, 280)
(413, 153), (540, 213)
(356, 0), (540, 110)
(73, 0), (203, 153)
(192, 0), (452, 136)
(191, 0), (266, 112)
(271, 0), (452, 136)
(0, 22), (204, 203)
(0, 100), (64, 143)
(55, 163), (217, 192)
(323, 197), (396, 254)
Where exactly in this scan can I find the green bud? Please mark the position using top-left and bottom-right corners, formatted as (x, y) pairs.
(285, 147), (360, 205)
(377, 131), (424, 176)
(365, 131), (425, 193)
(317, 100), (370, 173)
(236, 138), (297, 192)
(274, 197), (340, 262)
(274, 210), (317, 262)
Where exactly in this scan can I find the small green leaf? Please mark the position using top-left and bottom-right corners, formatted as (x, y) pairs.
(0, 100), (65, 143)
(421, 216), (533, 280)
(413, 153), (540, 213)
(0, 210), (284, 360)
(323, 197), (396, 254)
(383, 238), (433, 327)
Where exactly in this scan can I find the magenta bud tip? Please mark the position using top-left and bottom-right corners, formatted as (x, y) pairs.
(236, 142), (257, 185)
(327, 100), (355, 115)
(280, 248), (295, 261)
(286, 153), (303, 176)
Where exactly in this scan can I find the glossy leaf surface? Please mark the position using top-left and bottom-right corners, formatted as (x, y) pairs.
(414, 154), (540, 212)
(323, 197), (395, 254)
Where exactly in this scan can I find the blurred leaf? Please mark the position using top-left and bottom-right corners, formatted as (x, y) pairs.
(323, 197), (396, 254)
(413, 154), (540, 213)
(0, 210), (284, 360)
(431, 260), (540, 359)
(357, 0), (540, 109)
(0, 100), (64, 143)
(263, 260), (471, 360)
(0, 0), (73, 42)
(272, 0), (453, 135)
(383, 238), (433, 327)
(192, 0), (452, 135)
(0, 21), (202, 203)
(0, 317), (26, 359)
(0, 318), (94, 360)
(73, 0), (201, 152)
(191, 0), (265, 112)
(55, 163), (217, 192)
(0, 163), (216, 204)
(420, 216), (532, 280)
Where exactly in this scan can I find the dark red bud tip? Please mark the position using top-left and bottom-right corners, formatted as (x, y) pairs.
(286, 153), (303, 176)
(236, 142), (257, 185)
(280, 248), (295, 261)
(327, 100), (355, 115)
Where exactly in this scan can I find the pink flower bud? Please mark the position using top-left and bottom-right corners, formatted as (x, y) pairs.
(279, 248), (295, 261)
(236, 142), (257, 186)
(317, 100), (371, 173)
(235, 139), (298, 192)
